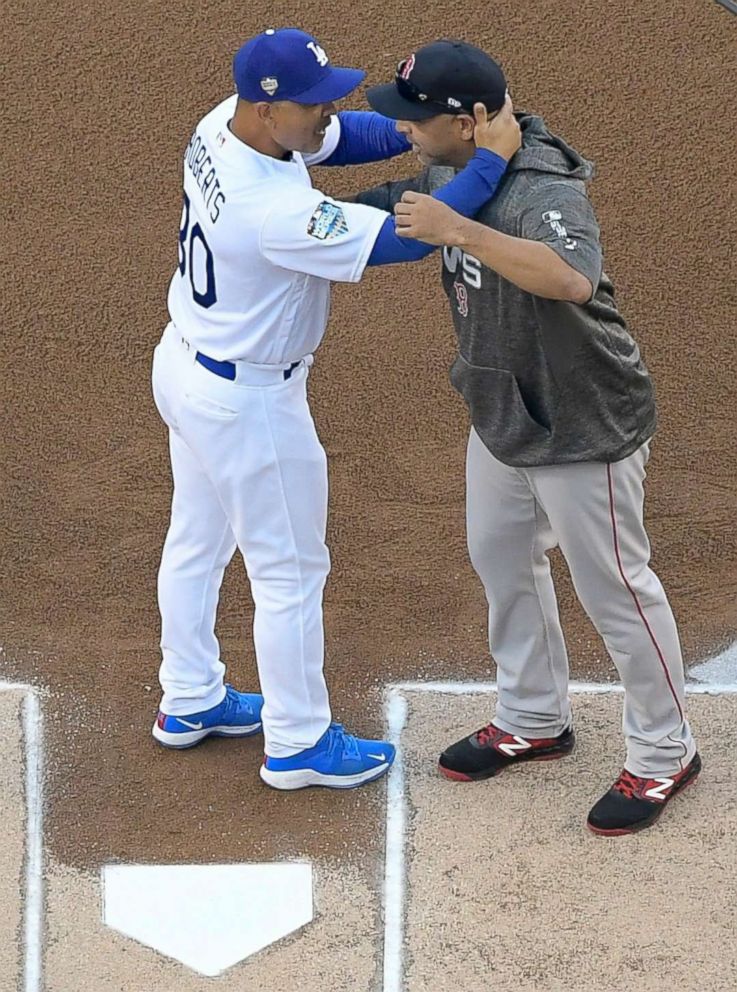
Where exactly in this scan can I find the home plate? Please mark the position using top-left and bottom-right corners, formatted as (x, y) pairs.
(44, 856), (378, 990)
(689, 641), (737, 685)
(102, 863), (313, 976)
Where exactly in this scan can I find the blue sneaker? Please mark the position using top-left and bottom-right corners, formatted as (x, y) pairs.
(259, 723), (396, 790)
(152, 685), (264, 749)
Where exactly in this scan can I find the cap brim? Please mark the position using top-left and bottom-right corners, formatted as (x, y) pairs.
(366, 82), (441, 120)
(294, 66), (366, 104)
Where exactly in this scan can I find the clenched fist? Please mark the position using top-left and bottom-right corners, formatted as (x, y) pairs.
(394, 193), (467, 245)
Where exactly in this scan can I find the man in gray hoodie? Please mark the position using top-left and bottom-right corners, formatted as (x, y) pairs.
(360, 40), (701, 836)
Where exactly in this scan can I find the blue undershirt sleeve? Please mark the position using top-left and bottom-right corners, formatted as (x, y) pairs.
(366, 149), (507, 266)
(320, 111), (411, 165)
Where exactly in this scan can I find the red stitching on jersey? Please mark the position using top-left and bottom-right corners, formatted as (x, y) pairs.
(606, 463), (684, 721)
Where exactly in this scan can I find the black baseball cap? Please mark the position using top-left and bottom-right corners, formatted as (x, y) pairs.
(366, 40), (506, 121)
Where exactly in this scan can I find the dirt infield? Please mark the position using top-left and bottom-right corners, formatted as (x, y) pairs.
(401, 690), (737, 992)
(1, 0), (735, 919)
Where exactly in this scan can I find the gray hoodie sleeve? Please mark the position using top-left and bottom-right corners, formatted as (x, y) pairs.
(353, 166), (455, 212)
(517, 181), (603, 294)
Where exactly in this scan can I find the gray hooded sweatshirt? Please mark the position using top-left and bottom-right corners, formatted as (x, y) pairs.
(356, 114), (657, 467)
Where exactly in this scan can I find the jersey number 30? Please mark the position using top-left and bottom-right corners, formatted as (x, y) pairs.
(178, 192), (217, 308)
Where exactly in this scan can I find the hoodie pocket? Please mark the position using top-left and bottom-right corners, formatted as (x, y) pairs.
(450, 354), (552, 447)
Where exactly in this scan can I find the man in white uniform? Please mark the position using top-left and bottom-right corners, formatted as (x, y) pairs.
(151, 27), (521, 789)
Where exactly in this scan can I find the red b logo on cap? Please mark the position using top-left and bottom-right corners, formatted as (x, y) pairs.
(399, 54), (415, 79)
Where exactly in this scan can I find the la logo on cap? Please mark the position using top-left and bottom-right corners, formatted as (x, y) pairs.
(260, 77), (279, 95)
(307, 40), (329, 66)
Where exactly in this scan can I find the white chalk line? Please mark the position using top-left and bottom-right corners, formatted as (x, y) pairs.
(23, 691), (43, 992)
(1, 684), (43, 992)
(382, 692), (408, 992)
(381, 676), (737, 992)
(390, 678), (737, 695)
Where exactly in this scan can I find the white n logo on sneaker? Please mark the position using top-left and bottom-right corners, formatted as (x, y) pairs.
(176, 718), (204, 730)
(497, 736), (533, 758)
(644, 778), (674, 801)
(368, 753), (387, 762)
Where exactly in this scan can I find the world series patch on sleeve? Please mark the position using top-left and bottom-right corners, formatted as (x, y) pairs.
(307, 201), (349, 240)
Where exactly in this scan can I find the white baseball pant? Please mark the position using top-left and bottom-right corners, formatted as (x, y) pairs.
(151, 323), (331, 757)
(465, 427), (696, 778)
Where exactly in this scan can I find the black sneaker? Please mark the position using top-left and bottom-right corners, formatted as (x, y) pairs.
(439, 722), (575, 781)
(587, 752), (702, 836)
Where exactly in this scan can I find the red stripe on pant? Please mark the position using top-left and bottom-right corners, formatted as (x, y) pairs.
(606, 462), (684, 722)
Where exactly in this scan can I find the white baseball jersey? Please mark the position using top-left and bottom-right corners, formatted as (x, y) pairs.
(167, 95), (387, 363)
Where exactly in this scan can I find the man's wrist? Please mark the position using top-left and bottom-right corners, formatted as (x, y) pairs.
(453, 216), (477, 249)
(473, 147), (509, 168)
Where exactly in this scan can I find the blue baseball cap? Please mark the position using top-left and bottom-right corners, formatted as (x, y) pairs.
(233, 28), (365, 104)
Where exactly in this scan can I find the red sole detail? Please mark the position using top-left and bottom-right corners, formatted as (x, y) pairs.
(438, 747), (573, 782)
(586, 822), (650, 837)
(439, 766), (474, 782)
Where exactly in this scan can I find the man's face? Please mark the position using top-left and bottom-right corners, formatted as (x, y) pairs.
(396, 113), (475, 168)
(264, 100), (336, 154)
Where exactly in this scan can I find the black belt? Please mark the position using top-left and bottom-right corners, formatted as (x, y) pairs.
(195, 352), (300, 381)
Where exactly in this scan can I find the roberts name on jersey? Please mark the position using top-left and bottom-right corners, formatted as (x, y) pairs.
(167, 95), (386, 366)
(184, 132), (226, 224)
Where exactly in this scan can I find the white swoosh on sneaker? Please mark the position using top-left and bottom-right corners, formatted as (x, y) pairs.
(175, 718), (204, 730)
(368, 752), (386, 762)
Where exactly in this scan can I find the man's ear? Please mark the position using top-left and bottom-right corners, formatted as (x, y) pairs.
(255, 101), (275, 126)
(456, 113), (476, 141)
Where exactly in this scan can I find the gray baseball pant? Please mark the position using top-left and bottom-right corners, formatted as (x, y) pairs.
(465, 427), (696, 778)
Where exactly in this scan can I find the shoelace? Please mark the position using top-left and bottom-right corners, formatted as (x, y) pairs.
(222, 685), (252, 720)
(612, 769), (644, 799)
(476, 723), (501, 747)
(326, 723), (362, 761)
